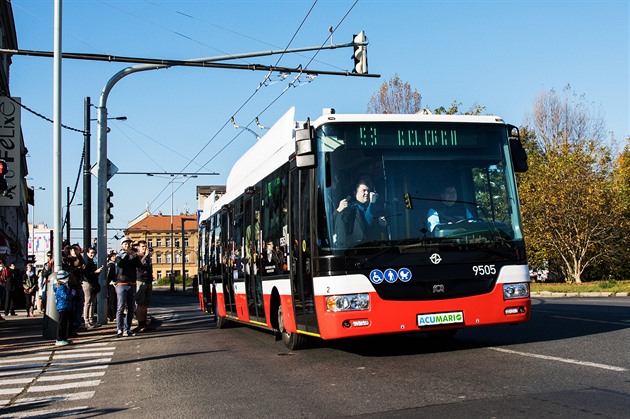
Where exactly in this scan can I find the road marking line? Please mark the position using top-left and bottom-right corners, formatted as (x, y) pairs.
(0, 377), (32, 385)
(39, 371), (106, 381)
(50, 357), (112, 366)
(0, 355), (51, 364)
(8, 406), (90, 418)
(46, 364), (108, 374)
(56, 345), (117, 353)
(0, 387), (22, 396)
(0, 368), (43, 378)
(489, 347), (628, 371)
(28, 379), (101, 392)
(53, 352), (114, 359)
(16, 391), (95, 404)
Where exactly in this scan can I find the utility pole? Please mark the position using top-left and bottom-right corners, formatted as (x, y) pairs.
(83, 97), (91, 251)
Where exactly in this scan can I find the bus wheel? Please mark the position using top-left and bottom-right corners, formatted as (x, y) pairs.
(277, 304), (306, 350)
(216, 315), (229, 329)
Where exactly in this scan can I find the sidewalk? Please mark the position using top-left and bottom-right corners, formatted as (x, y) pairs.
(0, 289), (197, 353)
(0, 311), (119, 353)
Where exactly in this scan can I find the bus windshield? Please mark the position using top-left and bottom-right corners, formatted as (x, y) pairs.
(316, 121), (524, 253)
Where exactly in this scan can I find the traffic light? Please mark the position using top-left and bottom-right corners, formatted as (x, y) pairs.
(403, 193), (413, 210)
(106, 188), (114, 223)
(0, 159), (8, 195)
(352, 31), (368, 74)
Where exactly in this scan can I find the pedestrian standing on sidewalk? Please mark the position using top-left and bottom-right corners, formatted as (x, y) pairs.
(62, 243), (85, 335)
(106, 251), (118, 322)
(115, 237), (139, 337)
(4, 262), (22, 316)
(83, 247), (103, 328)
(53, 270), (73, 346)
(134, 240), (154, 332)
(23, 263), (38, 317)
(39, 251), (54, 313)
(0, 259), (7, 320)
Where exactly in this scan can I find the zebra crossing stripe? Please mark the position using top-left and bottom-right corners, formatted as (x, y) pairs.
(28, 380), (101, 393)
(8, 406), (90, 418)
(38, 371), (105, 381)
(0, 387), (22, 396)
(53, 352), (114, 359)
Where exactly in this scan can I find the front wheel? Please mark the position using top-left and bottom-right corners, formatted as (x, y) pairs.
(278, 304), (307, 350)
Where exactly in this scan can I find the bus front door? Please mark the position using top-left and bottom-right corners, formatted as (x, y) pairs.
(289, 168), (319, 335)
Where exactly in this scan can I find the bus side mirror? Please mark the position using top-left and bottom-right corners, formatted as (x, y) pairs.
(508, 125), (528, 173)
(295, 121), (317, 169)
(509, 139), (528, 173)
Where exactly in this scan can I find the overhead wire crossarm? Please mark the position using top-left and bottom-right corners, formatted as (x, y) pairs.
(116, 172), (219, 176)
(0, 43), (380, 78)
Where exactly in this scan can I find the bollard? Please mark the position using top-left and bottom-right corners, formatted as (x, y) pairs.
(42, 272), (60, 340)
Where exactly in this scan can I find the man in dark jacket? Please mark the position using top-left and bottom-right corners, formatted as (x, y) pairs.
(115, 237), (140, 337)
(134, 240), (153, 332)
(4, 263), (22, 316)
(83, 247), (103, 328)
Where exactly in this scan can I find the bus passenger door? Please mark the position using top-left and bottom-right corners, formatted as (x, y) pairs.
(244, 192), (265, 322)
(289, 168), (319, 335)
(221, 209), (237, 317)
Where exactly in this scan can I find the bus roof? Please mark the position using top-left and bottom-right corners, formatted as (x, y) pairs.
(208, 108), (508, 218)
(311, 110), (506, 128)
(209, 107), (296, 217)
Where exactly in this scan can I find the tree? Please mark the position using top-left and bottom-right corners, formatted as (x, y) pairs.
(433, 101), (486, 116)
(367, 74), (422, 114)
(518, 86), (619, 283)
(609, 137), (630, 278)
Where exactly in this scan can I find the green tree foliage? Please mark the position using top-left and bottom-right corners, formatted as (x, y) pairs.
(518, 86), (620, 283)
(433, 101), (486, 116)
(609, 138), (630, 277)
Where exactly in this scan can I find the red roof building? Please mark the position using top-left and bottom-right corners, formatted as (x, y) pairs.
(125, 211), (198, 285)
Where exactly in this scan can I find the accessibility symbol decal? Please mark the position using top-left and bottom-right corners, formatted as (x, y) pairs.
(384, 268), (398, 283)
(369, 269), (384, 284)
(398, 267), (412, 282)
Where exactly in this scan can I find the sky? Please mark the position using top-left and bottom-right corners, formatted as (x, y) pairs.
(7, 0), (629, 249)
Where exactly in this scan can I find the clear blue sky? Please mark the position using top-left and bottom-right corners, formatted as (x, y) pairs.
(8, 0), (629, 249)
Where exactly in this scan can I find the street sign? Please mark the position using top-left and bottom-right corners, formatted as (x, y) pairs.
(91, 159), (119, 181)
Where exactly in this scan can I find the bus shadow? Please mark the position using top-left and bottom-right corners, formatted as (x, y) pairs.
(317, 299), (630, 357)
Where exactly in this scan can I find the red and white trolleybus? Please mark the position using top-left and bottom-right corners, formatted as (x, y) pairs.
(197, 107), (531, 349)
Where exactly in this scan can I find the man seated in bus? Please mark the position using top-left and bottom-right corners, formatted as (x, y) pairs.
(334, 180), (387, 247)
(427, 185), (475, 233)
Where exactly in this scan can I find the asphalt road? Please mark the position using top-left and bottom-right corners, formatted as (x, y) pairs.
(2, 294), (629, 418)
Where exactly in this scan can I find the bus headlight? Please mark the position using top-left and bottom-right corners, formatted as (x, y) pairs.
(503, 283), (529, 300)
(326, 294), (370, 312)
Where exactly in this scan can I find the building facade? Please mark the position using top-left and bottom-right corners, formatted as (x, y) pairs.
(124, 211), (198, 283)
(1, 3), (31, 269)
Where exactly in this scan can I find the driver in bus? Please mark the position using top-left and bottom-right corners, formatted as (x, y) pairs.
(334, 180), (387, 247)
(427, 185), (474, 232)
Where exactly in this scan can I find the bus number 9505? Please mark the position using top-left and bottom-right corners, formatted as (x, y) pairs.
(473, 264), (496, 276)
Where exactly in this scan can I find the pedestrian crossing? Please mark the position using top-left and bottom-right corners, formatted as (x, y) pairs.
(0, 342), (115, 418)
